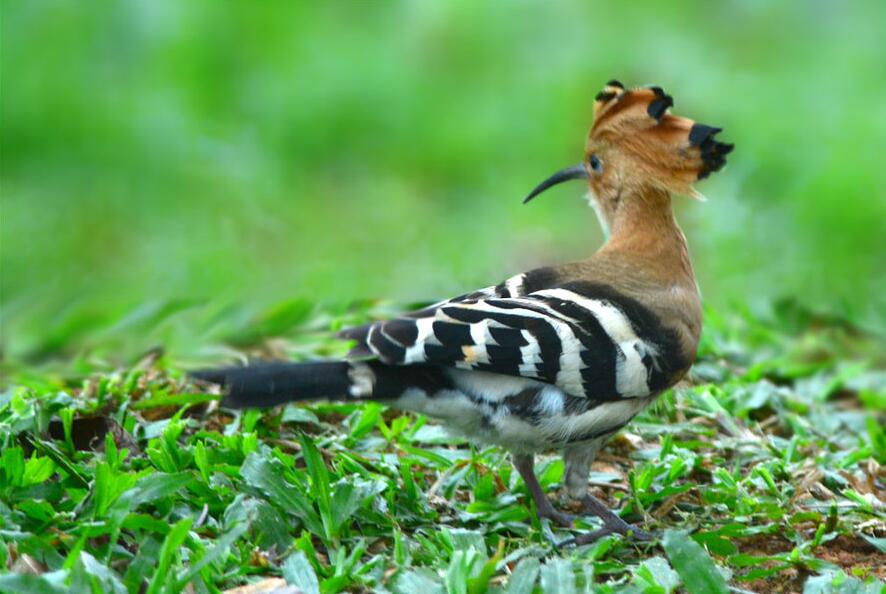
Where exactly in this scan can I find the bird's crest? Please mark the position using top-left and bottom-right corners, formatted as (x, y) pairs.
(588, 80), (733, 198)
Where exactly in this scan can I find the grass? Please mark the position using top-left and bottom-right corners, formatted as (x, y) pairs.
(0, 299), (884, 593)
(4, 4), (885, 592)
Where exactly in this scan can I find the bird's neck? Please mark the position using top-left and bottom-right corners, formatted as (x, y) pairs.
(593, 186), (703, 358)
(601, 187), (695, 287)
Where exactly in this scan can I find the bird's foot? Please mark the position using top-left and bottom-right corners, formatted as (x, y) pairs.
(556, 494), (654, 547)
(562, 523), (653, 546)
(512, 454), (649, 540)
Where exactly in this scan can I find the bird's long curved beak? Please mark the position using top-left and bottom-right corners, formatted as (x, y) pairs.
(522, 164), (589, 204)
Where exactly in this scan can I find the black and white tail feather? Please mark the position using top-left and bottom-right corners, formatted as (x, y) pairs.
(195, 267), (686, 454)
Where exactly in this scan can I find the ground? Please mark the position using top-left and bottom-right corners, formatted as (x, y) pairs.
(0, 299), (884, 593)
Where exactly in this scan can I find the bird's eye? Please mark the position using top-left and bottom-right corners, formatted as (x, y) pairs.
(589, 154), (603, 174)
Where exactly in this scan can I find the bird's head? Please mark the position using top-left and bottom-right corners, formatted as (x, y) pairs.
(524, 80), (733, 234)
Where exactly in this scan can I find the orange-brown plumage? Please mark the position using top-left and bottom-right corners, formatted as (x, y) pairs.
(531, 80), (734, 396)
(586, 81), (732, 200)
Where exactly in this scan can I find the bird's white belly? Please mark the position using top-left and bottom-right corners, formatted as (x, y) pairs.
(392, 369), (654, 453)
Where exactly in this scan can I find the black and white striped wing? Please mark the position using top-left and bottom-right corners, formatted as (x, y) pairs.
(339, 281), (683, 400)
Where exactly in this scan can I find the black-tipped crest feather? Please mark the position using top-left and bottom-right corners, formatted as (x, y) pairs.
(690, 123), (733, 179)
(647, 94), (674, 120)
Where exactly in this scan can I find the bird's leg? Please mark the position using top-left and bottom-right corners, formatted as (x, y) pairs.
(559, 439), (652, 545)
(512, 454), (573, 528)
(566, 493), (653, 545)
(513, 453), (651, 543)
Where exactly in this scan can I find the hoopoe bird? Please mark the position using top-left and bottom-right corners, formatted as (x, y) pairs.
(195, 80), (733, 543)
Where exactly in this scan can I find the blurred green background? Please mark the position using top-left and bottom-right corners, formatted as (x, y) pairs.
(3, 0), (885, 360)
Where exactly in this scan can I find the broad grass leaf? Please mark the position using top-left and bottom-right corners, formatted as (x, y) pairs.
(282, 551), (320, 594)
(92, 462), (138, 517)
(130, 471), (193, 508)
(1, 447), (25, 487)
(176, 521), (248, 587)
(329, 476), (386, 535)
(0, 573), (68, 594)
(15, 499), (55, 523)
(504, 557), (539, 594)
(224, 494), (291, 551)
(240, 451), (323, 534)
(22, 455), (55, 485)
(662, 530), (728, 594)
(447, 528), (488, 558)
(539, 558), (575, 594)
(392, 568), (445, 594)
(281, 405), (320, 425)
(634, 556), (680, 594)
(73, 551), (127, 594)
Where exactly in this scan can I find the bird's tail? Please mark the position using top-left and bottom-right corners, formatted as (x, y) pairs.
(191, 360), (451, 409)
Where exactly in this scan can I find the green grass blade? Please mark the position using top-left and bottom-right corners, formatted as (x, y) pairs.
(146, 517), (193, 594)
